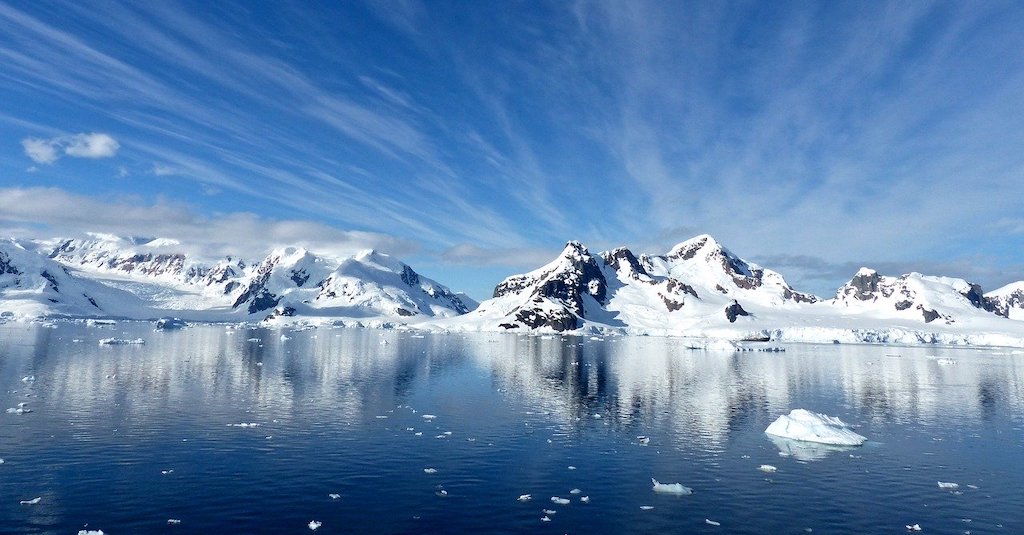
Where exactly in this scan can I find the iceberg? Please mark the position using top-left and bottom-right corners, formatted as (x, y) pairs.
(98, 337), (145, 345)
(765, 409), (866, 446)
(651, 478), (693, 495)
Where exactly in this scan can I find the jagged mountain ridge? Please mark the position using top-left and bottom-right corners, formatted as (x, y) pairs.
(1, 235), (471, 322)
(452, 235), (1023, 338)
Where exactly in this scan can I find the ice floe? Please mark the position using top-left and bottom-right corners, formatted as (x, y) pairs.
(20, 497), (41, 505)
(78, 531), (105, 535)
(580, 496), (590, 503)
(937, 481), (960, 489)
(906, 523), (922, 531)
(550, 496), (570, 505)
(569, 488), (581, 495)
(765, 409), (866, 446)
(329, 493), (341, 500)
(640, 505), (654, 510)
(706, 519), (722, 526)
(308, 520), (322, 530)
(758, 464), (778, 473)
(98, 337), (145, 345)
(228, 422), (260, 428)
(651, 478), (692, 495)
(517, 494), (531, 502)
(423, 468), (437, 474)
(167, 519), (181, 525)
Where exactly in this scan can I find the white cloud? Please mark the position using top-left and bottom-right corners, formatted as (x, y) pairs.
(21, 138), (60, 164)
(63, 132), (119, 158)
(152, 163), (177, 176)
(20, 132), (120, 164)
(0, 187), (418, 261)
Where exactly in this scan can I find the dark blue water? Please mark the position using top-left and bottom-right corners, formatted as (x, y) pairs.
(1, 323), (1022, 534)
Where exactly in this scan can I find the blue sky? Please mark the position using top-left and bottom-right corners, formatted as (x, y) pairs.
(1, 0), (1023, 300)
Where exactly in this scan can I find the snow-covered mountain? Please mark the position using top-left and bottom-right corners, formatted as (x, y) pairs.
(986, 281), (1024, 321)
(832, 268), (1004, 324)
(1, 234), (471, 324)
(0, 239), (114, 318)
(460, 235), (817, 333)
(434, 235), (1024, 347)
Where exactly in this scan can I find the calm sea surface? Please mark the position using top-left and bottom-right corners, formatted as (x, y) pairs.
(1, 323), (1022, 534)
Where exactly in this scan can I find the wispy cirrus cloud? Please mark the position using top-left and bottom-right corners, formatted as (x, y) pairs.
(21, 132), (119, 164)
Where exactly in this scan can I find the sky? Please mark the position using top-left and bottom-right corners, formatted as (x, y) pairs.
(1, 0), (1023, 300)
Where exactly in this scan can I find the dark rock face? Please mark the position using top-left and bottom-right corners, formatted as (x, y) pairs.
(400, 265), (420, 286)
(247, 289), (280, 314)
(290, 269), (310, 287)
(959, 283), (1005, 317)
(233, 257), (279, 313)
(725, 300), (750, 323)
(514, 306), (578, 332)
(395, 307), (415, 317)
(845, 270), (881, 301)
(602, 248), (649, 280)
(0, 251), (20, 275)
(39, 270), (60, 292)
(919, 306), (941, 323)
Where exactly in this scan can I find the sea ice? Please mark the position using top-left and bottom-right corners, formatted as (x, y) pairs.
(517, 494), (531, 502)
(767, 434), (856, 462)
(906, 524), (921, 531)
(550, 497), (570, 505)
(543, 509), (556, 515)
(580, 496), (590, 503)
(6, 407), (31, 414)
(167, 519), (181, 525)
(938, 481), (960, 489)
(423, 468), (437, 474)
(541, 516), (551, 522)
(20, 497), (41, 505)
(706, 519), (722, 526)
(21, 375), (34, 383)
(422, 414), (437, 420)
(329, 493), (341, 499)
(758, 465), (778, 473)
(765, 409), (866, 446)
(98, 337), (145, 345)
(651, 478), (693, 495)
(308, 520), (322, 530)
(637, 435), (650, 445)
(570, 488), (581, 495)
(640, 505), (654, 510)
(78, 531), (105, 535)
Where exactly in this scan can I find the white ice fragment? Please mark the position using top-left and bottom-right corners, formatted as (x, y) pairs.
(167, 519), (181, 525)
(637, 436), (650, 445)
(329, 493), (341, 500)
(6, 407), (32, 414)
(640, 505), (654, 510)
(758, 465), (778, 473)
(938, 481), (960, 489)
(422, 414), (437, 420)
(161, 469), (174, 475)
(570, 488), (581, 495)
(706, 519), (721, 526)
(20, 497), (41, 505)
(308, 520), (322, 530)
(543, 509), (556, 515)
(424, 468), (437, 474)
(765, 409), (866, 446)
(280, 335), (290, 341)
(517, 494), (531, 502)
(414, 432), (423, 436)
(0, 458), (4, 464)
(567, 466), (576, 470)
(651, 478), (692, 495)
(906, 524), (921, 531)
(78, 531), (105, 535)
(21, 375), (34, 383)
(98, 337), (145, 345)
(375, 415), (388, 419)
(580, 496), (590, 503)
(551, 496), (570, 505)
(936, 357), (956, 365)
(229, 423), (260, 428)
(541, 516), (551, 522)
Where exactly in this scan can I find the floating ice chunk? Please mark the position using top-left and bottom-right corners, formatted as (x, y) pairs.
(938, 481), (960, 489)
(758, 465), (778, 473)
(98, 337), (145, 345)
(0, 458), (4, 464)
(567, 466), (576, 470)
(247, 338), (261, 342)
(906, 524), (921, 531)
(422, 414), (437, 420)
(767, 434), (856, 462)
(936, 358), (956, 365)
(651, 478), (692, 495)
(517, 494), (531, 502)
(155, 317), (188, 331)
(78, 531), (105, 535)
(637, 436), (650, 445)
(542, 509), (556, 515)
(423, 468), (438, 474)
(550, 497), (570, 505)
(541, 516), (551, 522)
(765, 409), (866, 446)
(161, 469), (174, 475)
(570, 488), (581, 495)
(580, 496), (590, 503)
(229, 423), (260, 428)
(6, 407), (31, 414)
(375, 415), (388, 419)
(20, 497), (41, 505)
(21, 375), (34, 383)
(435, 485), (448, 497)
(167, 519), (181, 525)
(414, 432), (423, 436)
(640, 505), (654, 510)
(329, 493), (341, 500)
(706, 519), (721, 526)
(308, 520), (322, 530)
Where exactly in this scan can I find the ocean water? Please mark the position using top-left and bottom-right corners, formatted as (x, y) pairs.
(1, 322), (1022, 534)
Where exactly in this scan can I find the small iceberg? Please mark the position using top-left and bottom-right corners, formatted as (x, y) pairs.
(517, 494), (531, 502)
(580, 496), (590, 503)
(78, 531), (105, 535)
(906, 524), (921, 531)
(167, 519), (181, 525)
(20, 497), (41, 505)
(329, 493), (341, 500)
(423, 468), (437, 474)
(938, 481), (960, 489)
(758, 464), (777, 473)
(569, 488), (581, 495)
(155, 317), (188, 331)
(98, 337), (145, 345)
(651, 478), (692, 495)
(706, 519), (721, 526)
(308, 520), (322, 530)
(550, 496), (570, 505)
(765, 409), (866, 446)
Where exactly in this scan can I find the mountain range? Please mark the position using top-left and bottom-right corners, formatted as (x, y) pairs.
(3, 233), (1024, 346)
